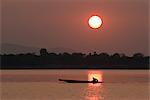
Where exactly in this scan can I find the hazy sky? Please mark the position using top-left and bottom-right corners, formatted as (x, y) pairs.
(1, 0), (149, 55)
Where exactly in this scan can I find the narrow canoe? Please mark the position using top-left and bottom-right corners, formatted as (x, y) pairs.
(59, 79), (103, 83)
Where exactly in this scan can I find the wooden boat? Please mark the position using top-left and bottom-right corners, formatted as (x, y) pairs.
(59, 79), (103, 83)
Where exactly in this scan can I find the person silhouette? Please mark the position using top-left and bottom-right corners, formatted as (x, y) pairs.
(92, 77), (98, 82)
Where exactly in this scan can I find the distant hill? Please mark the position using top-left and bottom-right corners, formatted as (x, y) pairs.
(1, 43), (40, 54)
(0, 43), (76, 54)
(48, 47), (76, 53)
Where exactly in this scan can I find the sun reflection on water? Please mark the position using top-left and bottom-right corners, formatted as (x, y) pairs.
(85, 71), (104, 100)
(88, 71), (103, 87)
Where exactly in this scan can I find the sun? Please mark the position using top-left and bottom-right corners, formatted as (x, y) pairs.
(88, 15), (102, 29)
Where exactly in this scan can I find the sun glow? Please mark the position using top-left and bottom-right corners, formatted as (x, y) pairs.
(88, 71), (103, 86)
(88, 15), (102, 29)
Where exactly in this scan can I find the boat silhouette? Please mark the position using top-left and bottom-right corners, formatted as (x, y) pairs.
(59, 79), (103, 83)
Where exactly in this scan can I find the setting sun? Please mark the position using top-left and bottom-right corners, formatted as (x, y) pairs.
(88, 15), (102, 29)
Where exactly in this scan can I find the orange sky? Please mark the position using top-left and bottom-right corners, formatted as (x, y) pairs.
(1, 0), (149, 55)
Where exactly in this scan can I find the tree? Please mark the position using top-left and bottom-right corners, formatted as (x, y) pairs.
(133, 53), (144, 58)
(40, 48), (48, 56)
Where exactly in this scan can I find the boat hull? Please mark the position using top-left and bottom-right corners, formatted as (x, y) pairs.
(59, 79), (103, 83)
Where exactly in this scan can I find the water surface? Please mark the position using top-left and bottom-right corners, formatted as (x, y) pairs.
(0, 70), (149, 100)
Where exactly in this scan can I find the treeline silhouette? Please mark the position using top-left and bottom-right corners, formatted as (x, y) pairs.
(1, 48), (149, 69)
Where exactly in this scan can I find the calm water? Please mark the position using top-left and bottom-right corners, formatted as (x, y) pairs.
(0, 70), (149, 100)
